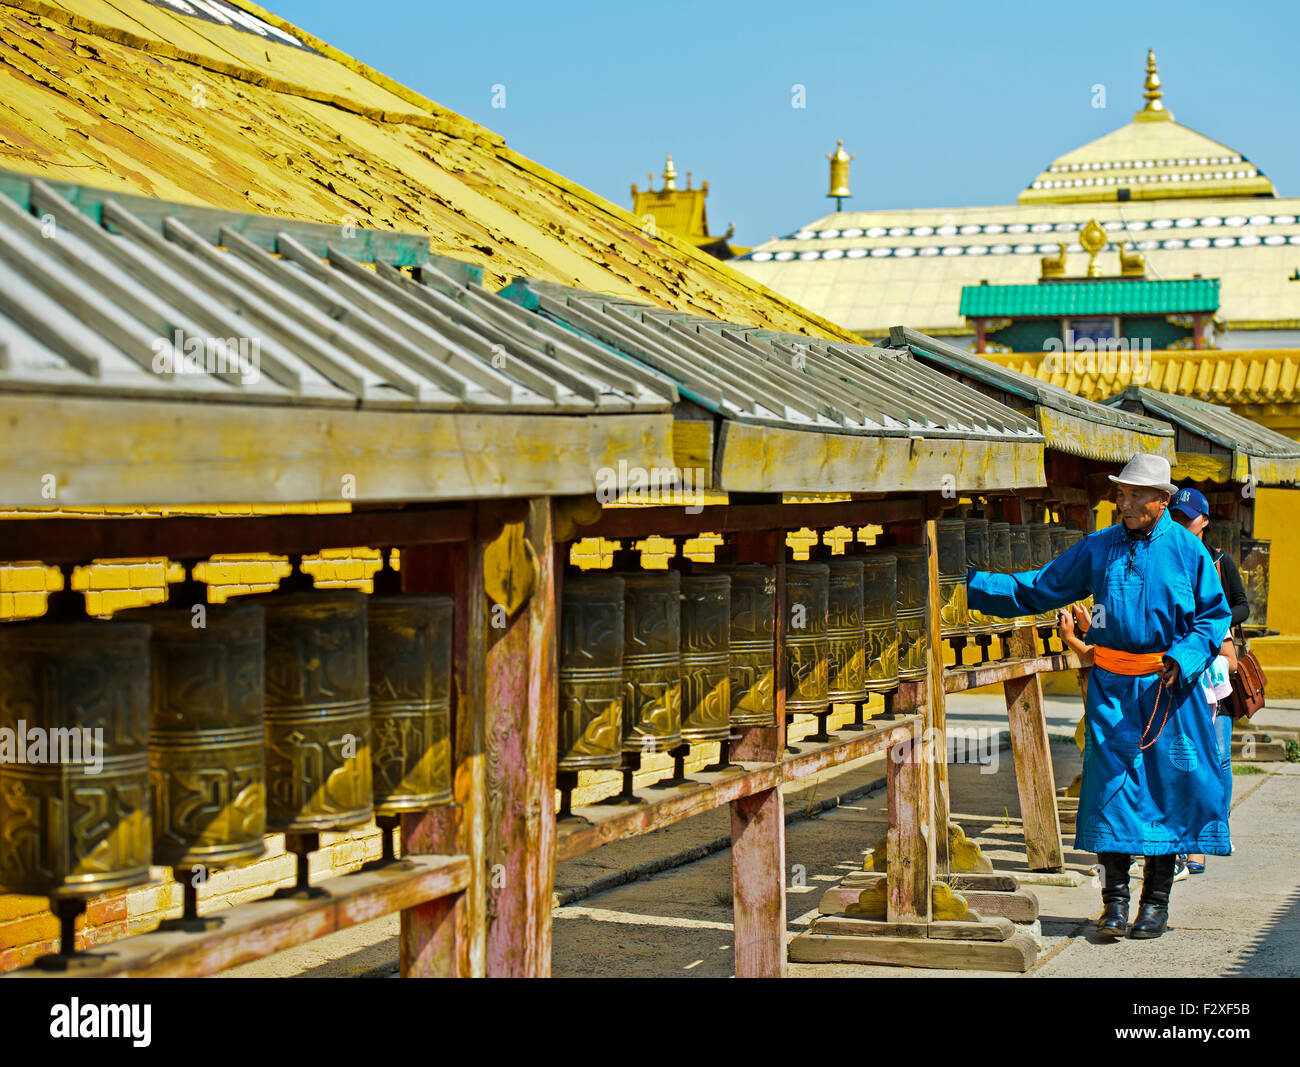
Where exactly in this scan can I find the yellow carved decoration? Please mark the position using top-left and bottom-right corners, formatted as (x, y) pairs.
(949, 824), (994, 873)
(1079, 219), (1107, 278)
(1040, 242), (1066, 278)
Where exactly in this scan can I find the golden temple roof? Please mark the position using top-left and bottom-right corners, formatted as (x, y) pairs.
(0, 0), (851, 339)
(1021, 51), (1275, 205)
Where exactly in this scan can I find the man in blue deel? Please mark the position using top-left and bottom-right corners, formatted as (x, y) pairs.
(966, 454), (1231, 941)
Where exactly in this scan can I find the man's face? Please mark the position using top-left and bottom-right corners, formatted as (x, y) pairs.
(1115, 484), (1169, 532)
(1170, 509), (1209, 537)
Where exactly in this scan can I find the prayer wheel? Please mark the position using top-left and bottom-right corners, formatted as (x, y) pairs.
(860, 550), (899, 692)
(826, 559), (868, 704)
(1007, 526), (1037, 628)
(893, 546), (929, 681)
(138, 602), (267, 871)
(679, 575), (732, 742)
(1049, 525), (1070, 559)
(1029, 523), (1056, 626)
(0, 617), (153, 899)
(368, 594), (454, 813)
(616, 571), (682, 753)
(557, 574), (625, 770)
(785, 563), (829, 712)
(1240, 538), (1270, 630)
(1204, 519), (1240, 565)
(989, 522), (1012, 573)
(719, 565), (775, 727)
(263, 590), (373, 833)
(963, 519), (995, 637)
(935, 518), (969, 639)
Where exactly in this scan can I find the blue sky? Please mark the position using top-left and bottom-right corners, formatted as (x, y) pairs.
(269, 0), (1299, 246)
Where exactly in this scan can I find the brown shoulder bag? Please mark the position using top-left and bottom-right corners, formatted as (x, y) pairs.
(1214, 553), (1267, 719)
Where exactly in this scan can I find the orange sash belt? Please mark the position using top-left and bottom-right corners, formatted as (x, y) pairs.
(1093, 646), (1166, 675)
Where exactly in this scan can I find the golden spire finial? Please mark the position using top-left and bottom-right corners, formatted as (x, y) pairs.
(1135, 49), (1173, 122)
(827, 139), (853, 210)
(661, 154), (678, 192)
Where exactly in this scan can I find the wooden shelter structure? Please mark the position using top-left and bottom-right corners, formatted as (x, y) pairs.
(0, 172), (1205, 977)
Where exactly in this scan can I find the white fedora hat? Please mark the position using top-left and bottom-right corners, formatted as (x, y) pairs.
(1108, 453), (1177, 494)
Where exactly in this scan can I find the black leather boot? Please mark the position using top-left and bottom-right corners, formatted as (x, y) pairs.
(1095, 852), (1131, 940)
(1130, 854), (1175, 939)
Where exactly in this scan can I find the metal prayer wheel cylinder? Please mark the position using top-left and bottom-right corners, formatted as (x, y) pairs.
(826, 559), (868, 703)
(137, 603), (266, 871)
(1005, 525), (1037, 627)
(1205, 519), (1239, 564)
(860, 551), (898, 692)
(719, 565), (776, 727)
(1029, 523), (1056, 625)
(989, 522), (1012, 574)
(263, 591), (373, 833)
(368, 595), (454, 813)
(936, 519), (969, 638)
(963, 519), (995, 636)
(615, 571), (682, 753)
(785, 563), (829, 712)
(0, 620), (152, 899)
(557, 575), (625, 770)
(1049, 526), (1070, 560)
(679, 575), (732, 741)
(1240, 538), (1270, 629)
(893, 547), (929, 681)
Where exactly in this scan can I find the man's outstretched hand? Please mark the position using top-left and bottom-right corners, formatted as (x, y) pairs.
(1157, 656), (1181, 687)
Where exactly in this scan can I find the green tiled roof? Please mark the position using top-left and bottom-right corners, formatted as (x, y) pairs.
(959, 279), (1219, 318)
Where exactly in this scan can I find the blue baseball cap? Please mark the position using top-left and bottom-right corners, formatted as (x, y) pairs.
(1171, 487), (1208, 520)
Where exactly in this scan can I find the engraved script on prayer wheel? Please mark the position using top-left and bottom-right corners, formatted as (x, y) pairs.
(139, 603), (266, 871)
(616, 571), (681, 753)
(785, 563), (829, 712)
(963, 519), (995, 636)
(826, 559), (868, 704)
(368, 595), (454, 813)
(893, 547), (929, 681)
(936, 519), (968, 638)
(1029, 523), (1056, 625)
(263, 591), (373, 832)
(860, 550), (898, 691)
(719, 565), (775, 727)
(985, 523), (1013, 627)
(0, 620), (152, 898)
(679, 575), (731, 741)
(558, 574), (625, 770)
(1007, 526), (1037, 628)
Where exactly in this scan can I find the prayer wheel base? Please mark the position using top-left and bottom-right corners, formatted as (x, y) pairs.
(156, 876), (226, 933)
(361, 815), (419, 872)
(838, 703), (868, 732)
(272, 833), (330, 901)
(32, 899), (109, 972)
(806, 708), (837, 743)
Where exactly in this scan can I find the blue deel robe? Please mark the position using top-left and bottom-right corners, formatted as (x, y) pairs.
(967, 510), (1232, 856)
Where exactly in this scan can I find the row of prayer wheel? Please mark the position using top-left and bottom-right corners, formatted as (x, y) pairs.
(937, 519), (1085, 640)
(558, 546), (934, 769)
(0, 567), (453, 905)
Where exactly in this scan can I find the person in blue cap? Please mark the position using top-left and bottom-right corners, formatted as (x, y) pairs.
(966, 454), (1231, 940)
(1168, 486), (1250, 874)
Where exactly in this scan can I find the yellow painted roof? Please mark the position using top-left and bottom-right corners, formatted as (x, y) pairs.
(0, 0), (855, 340)
(734, 198), (1300, 336)
(984, 349), (1300, 408)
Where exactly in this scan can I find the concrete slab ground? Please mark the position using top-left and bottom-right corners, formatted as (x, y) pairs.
(220, 692), (1300, 978)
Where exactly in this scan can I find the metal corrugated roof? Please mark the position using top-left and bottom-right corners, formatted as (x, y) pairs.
(0, 173), (679, 506)
(959, 279), (1220, 317)
(0, 173), (672, 414)
(892, 326), (1178, 464)
(501, 278), (1044, 444)
(1101, 386), (1300, 485)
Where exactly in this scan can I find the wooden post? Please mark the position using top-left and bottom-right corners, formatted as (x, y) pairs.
(923, 517), (951, 875)
(1003, 672), (1064, 871)
(484, 499), (557, 977)
(729, 529), (787, 977)
(400, 515), (488, 977)
(886, 718), (934, 924)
